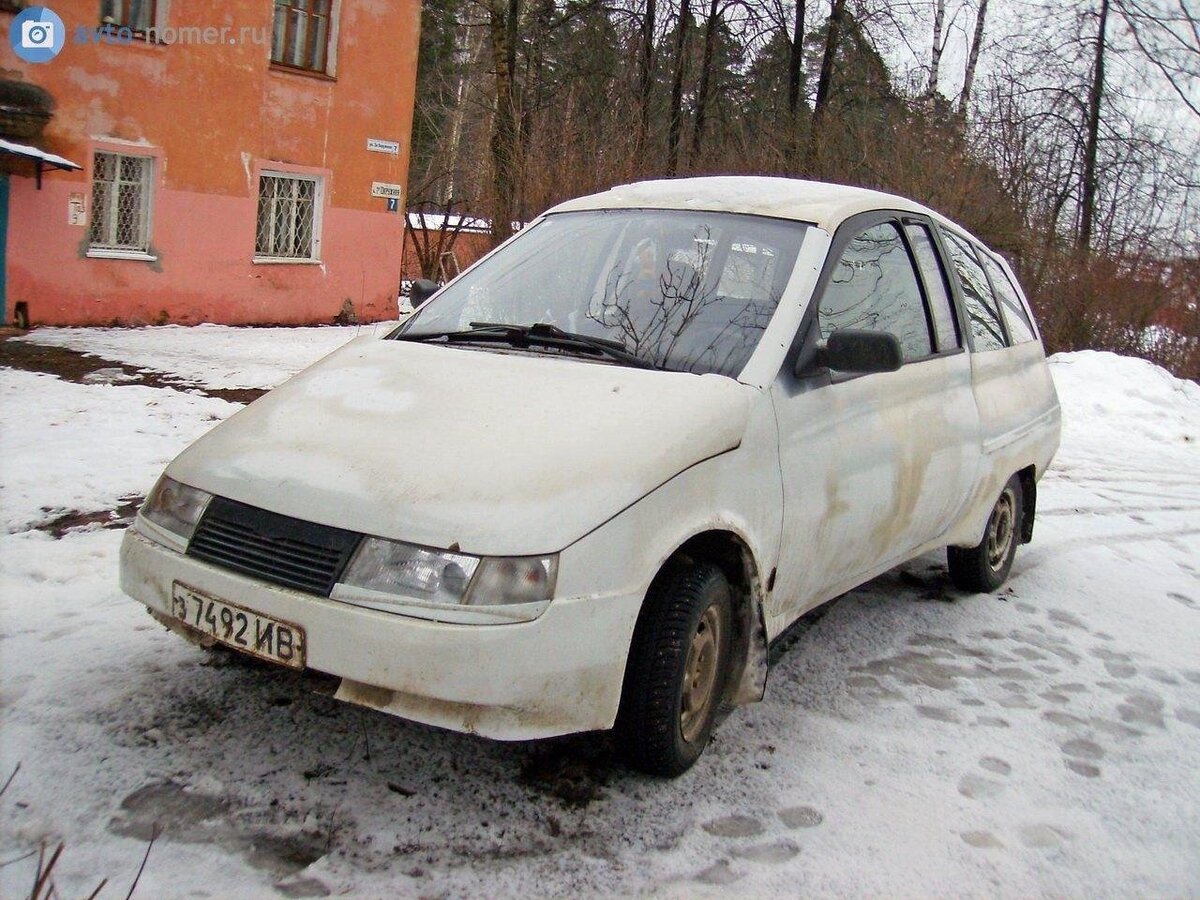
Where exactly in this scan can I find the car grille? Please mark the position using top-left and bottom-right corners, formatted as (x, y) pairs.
(187, 497), (362, 596)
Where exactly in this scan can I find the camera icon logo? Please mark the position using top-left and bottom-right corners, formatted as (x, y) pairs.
(10, 7), (66, 63)
(22, 20), (56, 48)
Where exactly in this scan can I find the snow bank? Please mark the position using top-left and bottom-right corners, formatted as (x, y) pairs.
(1048, 350), (1200, 455)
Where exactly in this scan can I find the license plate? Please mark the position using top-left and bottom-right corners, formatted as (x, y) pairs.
(170, 583), (306, 669)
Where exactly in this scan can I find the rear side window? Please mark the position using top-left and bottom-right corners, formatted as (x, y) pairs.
(819, 222), (934, 362)
(978, 254), (1037, 344)
(942, 231), (1007, 352)
(903, 223), (960, 352)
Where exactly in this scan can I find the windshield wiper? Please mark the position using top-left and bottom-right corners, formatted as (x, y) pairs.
(396, 322), (660, 370)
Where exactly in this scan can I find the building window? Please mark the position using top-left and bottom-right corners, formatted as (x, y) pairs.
(89, 151), (153, 254)
(255, 173), (322, 261)
(99, 0), (155, 31)
(271, 0), (333, 73)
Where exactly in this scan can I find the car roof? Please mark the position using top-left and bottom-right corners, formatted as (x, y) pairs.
(545, 176), (942, 233)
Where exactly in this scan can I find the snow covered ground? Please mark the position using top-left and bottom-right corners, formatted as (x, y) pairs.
(1, 329), (1197, 898)
(16, 322), (399, 391)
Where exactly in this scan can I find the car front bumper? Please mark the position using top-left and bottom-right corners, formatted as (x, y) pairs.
(120, 529), (643, 740)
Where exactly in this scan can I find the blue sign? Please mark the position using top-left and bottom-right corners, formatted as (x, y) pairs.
(387, 197), (399, 213)
(10, 6), (66, 63)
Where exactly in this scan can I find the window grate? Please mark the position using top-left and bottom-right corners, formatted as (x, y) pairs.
(255, 174), (320, 260)
(89, 151), (153, 253)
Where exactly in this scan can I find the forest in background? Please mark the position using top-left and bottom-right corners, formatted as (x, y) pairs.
(404, 0), (1199, 378)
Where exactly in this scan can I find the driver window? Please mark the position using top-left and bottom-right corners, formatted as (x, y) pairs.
(819, 222), (934, 362)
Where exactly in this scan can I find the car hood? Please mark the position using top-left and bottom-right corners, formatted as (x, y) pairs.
(167, 336), (752, 555)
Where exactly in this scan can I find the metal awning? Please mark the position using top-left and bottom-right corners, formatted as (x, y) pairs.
(0, 137), (81, 189)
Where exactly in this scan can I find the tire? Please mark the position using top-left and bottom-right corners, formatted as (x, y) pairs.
(948, 474), (1023, 593)
(616, 561), (733, 777)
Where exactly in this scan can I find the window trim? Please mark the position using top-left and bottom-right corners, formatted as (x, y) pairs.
(253, 167), (326, 264)
(269, 0), (339, 76)
(86, 145), (158, 261)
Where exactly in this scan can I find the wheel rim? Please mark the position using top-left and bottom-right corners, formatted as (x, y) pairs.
(680, 603), (723, 745)
(986, 487), (1017, 571)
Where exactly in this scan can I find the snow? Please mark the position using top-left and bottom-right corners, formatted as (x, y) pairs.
(14, 322), (399, 391)
(1, 334), (1198, 898)
(0, 138), (82, 171)
(406, 212), (492, 234)
(0, 372), (239, 534)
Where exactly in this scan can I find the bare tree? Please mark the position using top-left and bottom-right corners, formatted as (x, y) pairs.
(808, 0), (848, 167)
(667, 0), (693, 174)
(959, 0), (989, 116)
(1079, 0), (1110, 252)
(786, 0), (806, 119)
(925, 0), (946, 98)
(636, 0), (659, 157)
(1114, 0), (1200, 118)
(692, 0), (723, 156)
(403, 0), (1197, 378)
(488, 0), (521, 245)
(405, 193), (474, 282)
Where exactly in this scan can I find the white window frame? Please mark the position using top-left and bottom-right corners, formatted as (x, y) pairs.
(254, 170), (324, 264)
(87, 150), (156, 261)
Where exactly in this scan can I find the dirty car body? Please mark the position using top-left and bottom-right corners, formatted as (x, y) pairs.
(120, 177), (1060, 774)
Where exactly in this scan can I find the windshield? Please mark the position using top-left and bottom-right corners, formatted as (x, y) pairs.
(395, 209), (808, 377)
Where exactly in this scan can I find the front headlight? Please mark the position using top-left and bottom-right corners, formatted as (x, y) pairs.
(137, 476), (212, 551)
(337, 538), (480, 604)
(332, 537), (558, 624)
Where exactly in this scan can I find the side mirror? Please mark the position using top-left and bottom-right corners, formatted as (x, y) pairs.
(822, 329), (903, 374)
(410, 278), (440, 308)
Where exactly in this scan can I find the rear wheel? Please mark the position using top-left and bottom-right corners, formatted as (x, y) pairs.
(616, 561), (733, 777)
(948, 474), (1023, 593)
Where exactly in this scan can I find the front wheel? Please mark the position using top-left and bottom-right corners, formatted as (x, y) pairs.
(616, 562), (733, 777)
(948, 474), (1023, 593)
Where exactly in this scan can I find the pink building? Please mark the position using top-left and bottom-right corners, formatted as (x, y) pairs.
(1, 0), (421, 325)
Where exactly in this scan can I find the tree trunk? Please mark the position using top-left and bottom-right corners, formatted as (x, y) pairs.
(441, 22), (478, 204)
(786, 0), (806, 119)
(807, 0), (846, 168)
(666, 0), (691, 176)
(488, 0), (521, 246)
(787, 0), (806, 118)
(926, 0), (945, 99)
(692, 0), (720, 158)
(958, 0), (989, 117)
(518, 4), (550, 226)
(1079, 0), (1110, 254)
(636, 0), (657, 158)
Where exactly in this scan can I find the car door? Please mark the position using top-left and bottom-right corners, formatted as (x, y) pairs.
(766, 212), (979, 632)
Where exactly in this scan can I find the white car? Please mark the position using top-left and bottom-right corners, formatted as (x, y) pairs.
(120, 177), (1061, 776)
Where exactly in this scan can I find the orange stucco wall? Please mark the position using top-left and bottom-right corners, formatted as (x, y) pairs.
(1, 0), (421, 325)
